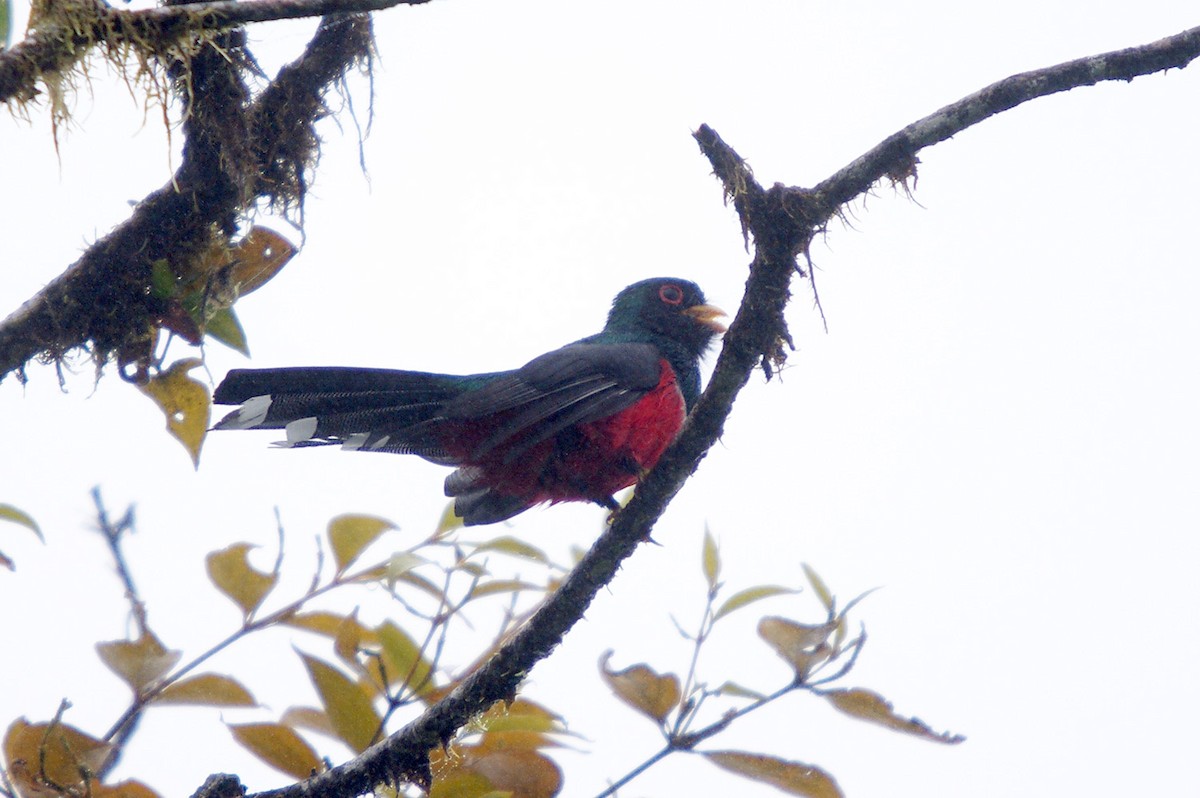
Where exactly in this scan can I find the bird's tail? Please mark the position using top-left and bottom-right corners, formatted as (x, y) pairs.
(212, 367), (466, 457)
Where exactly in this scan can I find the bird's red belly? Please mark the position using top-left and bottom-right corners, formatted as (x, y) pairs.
(478, 359), (686, 505)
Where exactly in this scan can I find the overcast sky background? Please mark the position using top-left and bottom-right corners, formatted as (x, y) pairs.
(3, 2), (1199, 797)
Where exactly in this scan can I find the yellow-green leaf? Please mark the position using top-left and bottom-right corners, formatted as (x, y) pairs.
(469, 579), (542, 599)
(469, 535), (550, 565)
(328, 514), (395, 575)
(206, 543), (278, 619)
(802, 563), (834, 613)
(473, 700), (566, 756)
(429, 748), (561, 798)
(334, 609), (367, 668)
(3, 718), (113, 792)
(155, 673), (256, 707)
(757, 617), (837, 680)
(383, 552), (426, 584)
(139, 358), (210, 467)
(279, 706), (334, 738)
(599, 651), (680, 725)
(204, 307), (249, 355)
(229, 722), (322, 780)
(0, 504), (42, 541)
(0, 504), (43, 570)
(716, 681), (767, 700)
(284, 611), (359, 638)
(96, 632), (181, 694)
(714, 585), (797, 621)
(705, 750), (843, 798)
(391, 569), (448, 602)
(824, 688), (965, 744)
(377, 621), (435, 698)
(300, 654), (381, 753)
(435, 500), (464, 537)
(475, 699), (563, 737)
(702, 525), (721, 589)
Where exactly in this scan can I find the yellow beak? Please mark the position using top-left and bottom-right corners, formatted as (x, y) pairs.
(683, 304), (728, 334)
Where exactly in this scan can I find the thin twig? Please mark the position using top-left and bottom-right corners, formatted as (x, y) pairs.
(90, 488), (145, 634)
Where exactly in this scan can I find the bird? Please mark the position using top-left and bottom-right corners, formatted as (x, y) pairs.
(212, 278), (726, 526)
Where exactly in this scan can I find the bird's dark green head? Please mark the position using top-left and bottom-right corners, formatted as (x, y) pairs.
(600, 278), (726, 358)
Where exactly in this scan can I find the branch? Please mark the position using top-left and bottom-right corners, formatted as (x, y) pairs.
(0, 0), (424, 106)
(809, 23), (1200, 216)
(0, 14), (374, 382)
(237, 22), (1200, 798)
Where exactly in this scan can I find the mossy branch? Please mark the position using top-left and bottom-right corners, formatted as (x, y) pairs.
(0, 0), (423, 105)
(0, 14), (373, 382)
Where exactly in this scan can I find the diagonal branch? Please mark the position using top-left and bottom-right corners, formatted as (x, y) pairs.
(234, 21), (1200, 798)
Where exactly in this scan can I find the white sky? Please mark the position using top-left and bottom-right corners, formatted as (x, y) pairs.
(3, 2), (1200, 797)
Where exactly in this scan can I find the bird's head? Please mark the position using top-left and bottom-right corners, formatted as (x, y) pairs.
(604, 278), (726, 357)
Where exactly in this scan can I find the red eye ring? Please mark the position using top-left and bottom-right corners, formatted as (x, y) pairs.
(659, 284), (684, 305)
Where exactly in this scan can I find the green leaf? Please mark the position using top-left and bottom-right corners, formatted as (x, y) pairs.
(702, 525), (720, 590)
(206, 543), (278, 619)
(704, 750), (843, 798)
(156, 673), (256, 707)
(328, 514), (395, 575)
(714, 585), (797, 621)
(229, 722), (322, 780)
(149, 259), (177, 299)
(300, 653), (381, 752)
(204, 307), (249, 355)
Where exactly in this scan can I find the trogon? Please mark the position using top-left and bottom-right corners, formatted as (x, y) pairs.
(212, 278), (726, 525)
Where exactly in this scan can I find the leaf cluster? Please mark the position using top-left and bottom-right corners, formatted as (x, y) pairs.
(0, 496), (576, 798)
(1, 496), (966, 798)
(595, 532), (961, 797)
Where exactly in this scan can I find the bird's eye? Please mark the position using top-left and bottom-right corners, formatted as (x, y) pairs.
(659, 284), (684, 305)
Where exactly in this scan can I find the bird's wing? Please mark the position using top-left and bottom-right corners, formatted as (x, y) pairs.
(441, 342), (664, 462)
